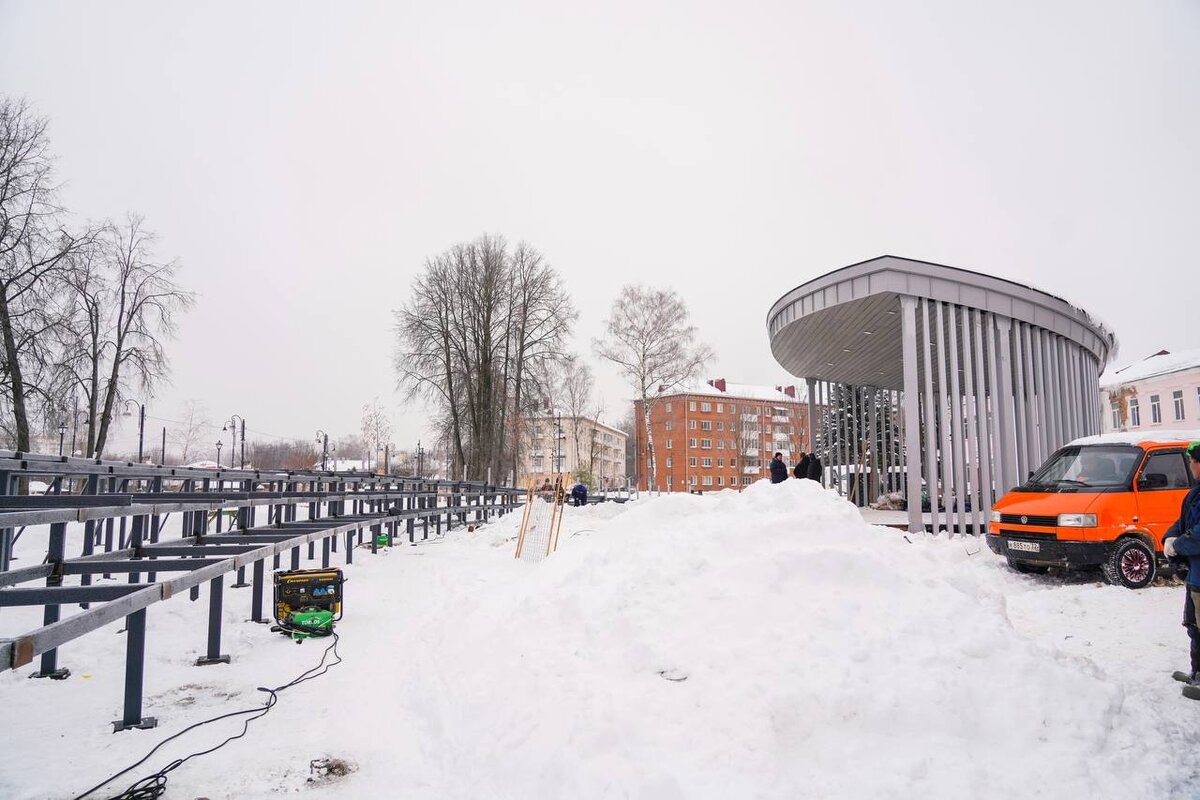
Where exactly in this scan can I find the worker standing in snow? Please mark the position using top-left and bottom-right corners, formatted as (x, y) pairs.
(1163, 441), (1200, 693)
(769, 452), (788, 483)
(793, 452), (810, 480)
(806, 452), (824, 486)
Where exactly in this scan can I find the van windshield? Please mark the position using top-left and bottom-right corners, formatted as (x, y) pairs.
(1026, 445), (1142, 489)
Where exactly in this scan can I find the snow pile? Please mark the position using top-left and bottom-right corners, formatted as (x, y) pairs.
(3, 481), (1199, 798)
(1071, 429), (1200, 446)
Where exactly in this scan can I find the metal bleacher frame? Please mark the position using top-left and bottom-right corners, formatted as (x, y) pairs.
(0, 451), (524, 732)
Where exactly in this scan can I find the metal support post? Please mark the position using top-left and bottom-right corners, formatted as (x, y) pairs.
(113, 609), (156, 732)
(32, 521), (71, 679)
(196, 575), (230, 665)
(251, 558), (266, 623)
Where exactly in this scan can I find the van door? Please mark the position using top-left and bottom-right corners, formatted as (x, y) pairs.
(1134, 449), (1191, 546)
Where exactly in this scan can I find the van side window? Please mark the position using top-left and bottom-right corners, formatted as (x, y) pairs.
(1139, 452), (1190, 490)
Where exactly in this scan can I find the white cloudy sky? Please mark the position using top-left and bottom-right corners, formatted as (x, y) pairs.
(1, 0), (1197, 457)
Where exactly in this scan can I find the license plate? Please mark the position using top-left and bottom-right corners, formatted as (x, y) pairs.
(1008, 540), (1040, 553)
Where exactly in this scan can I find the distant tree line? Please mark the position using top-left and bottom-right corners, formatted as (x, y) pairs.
(0, 96), (191, 456)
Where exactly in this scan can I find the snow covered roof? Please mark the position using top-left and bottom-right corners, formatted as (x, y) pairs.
(657, 378), (807, 404)
(1100, 348), (1200, 389)
(1068, 429), (1200, 447)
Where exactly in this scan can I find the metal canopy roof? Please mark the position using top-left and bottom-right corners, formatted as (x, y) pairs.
(767, 255), (1115, 390)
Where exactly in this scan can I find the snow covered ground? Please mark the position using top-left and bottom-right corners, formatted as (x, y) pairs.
(2, 480), (1199, 799)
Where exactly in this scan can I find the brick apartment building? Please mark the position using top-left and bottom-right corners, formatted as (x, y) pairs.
(632, 378), (809, 492)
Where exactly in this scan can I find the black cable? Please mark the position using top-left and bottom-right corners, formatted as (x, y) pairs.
(71, 633), (342, 800)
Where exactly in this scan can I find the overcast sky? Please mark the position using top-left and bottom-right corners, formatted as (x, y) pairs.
(1, 0), (1197, 458)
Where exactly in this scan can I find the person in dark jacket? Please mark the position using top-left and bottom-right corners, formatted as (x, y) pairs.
(793, 453), (810, 480)
(1163, 441), (1200, 692)
(570, 482), (588, 507)
(806, 452), (823, 485)
(769, 452), (788, 484)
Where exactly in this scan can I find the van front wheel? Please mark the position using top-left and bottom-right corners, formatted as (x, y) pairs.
(1104, 538), (1156, 589)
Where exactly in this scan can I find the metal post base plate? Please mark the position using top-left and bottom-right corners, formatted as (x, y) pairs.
(30, 668), (71, 680)
(230, 581), (251, 588)
(194, 655), (231, 666)
(113, 716), (157, 733)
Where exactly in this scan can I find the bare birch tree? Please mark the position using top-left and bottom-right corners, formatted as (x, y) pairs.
(171, 400), (210, 464)
(594, 285), (713, 491)
(361, 398), (392, 470)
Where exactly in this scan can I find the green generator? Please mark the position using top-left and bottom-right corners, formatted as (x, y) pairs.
(271, 567), (344, 642)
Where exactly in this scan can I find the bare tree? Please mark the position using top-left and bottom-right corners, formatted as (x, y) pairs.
(171, 400), (210, 464)
(61, 215), (192, 456)
(0, 97), (86, 451)
(394, 235), (575, 482)
(594, 285), (713, 491)
(360, 398), (392, 470)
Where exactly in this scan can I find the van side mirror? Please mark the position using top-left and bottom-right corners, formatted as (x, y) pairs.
(1138, 473), (1168, 490)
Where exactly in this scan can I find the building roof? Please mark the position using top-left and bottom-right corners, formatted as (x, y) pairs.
(653, 378), (806, 404)
(767, 255), (1115, 390)
(1099, 348), (1200, 389)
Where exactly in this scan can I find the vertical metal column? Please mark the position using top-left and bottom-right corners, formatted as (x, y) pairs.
(33, 521), (70, 679)
(960, 309), (982, 533)
(901, 297), (923, 533)
(994, 316), (1016, 495)
(1020, 323), (1040, 469)
(934, 302), (955, 531)
(805, 378), (816, 460)
(946, 305), (967, 534)
(972, 309), (994, 517)
(1011, 323), (1029, 483)
(196, 575), (230, 665)
(251, 558), (266, 623)
(920, 299), (940, 532)
(113, 608), (156, 732)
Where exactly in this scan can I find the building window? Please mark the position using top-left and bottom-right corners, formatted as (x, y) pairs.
(702, 476), (713, 486)
(717, 476), (724, 486)
(665, 420), (672, 431)
(689, 420), (697, 430)
(1151, 394), (1161, 424)
(701, 457), (712, 467)
(717, 421), (724, 431)
(665, 439), (672, 449)
(742, 477), (751, 485)
(717, 458), (725, 467)
(717, 440), (725, 449)
(730, 458), (737, 467)
(700, 421), (711, 431)
(666, 457), (673, 468)
(689, 475), (697, 486)
(1174, 390), (1185, 421)
(689, 401), (697, 412)
(689, 457), (697, 467)
(716, 403), (723, 413)
(1130, 398), (1140, 427)
(689, 438), (697, 448)
(700, 439), (712, 449)
(1111, 402), (1119, 430)
(701, 402), (711, 412)
(665, 402), (672, 412)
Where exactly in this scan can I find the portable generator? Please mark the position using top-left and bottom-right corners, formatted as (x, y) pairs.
(271, 568), (344, 642)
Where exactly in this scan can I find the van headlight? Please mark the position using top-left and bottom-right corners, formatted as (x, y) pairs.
(1057, 513), (1097, 527)
(989, 510), (1001, 523)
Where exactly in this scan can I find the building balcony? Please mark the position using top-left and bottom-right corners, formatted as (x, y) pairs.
(742, 466), (760, 475)
(772, 415), (789, 423)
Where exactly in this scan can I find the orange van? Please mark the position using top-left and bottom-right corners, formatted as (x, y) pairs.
(986, 435), (1199, 588)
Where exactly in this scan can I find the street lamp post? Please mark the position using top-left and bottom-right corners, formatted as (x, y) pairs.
(57, 424), (67, 457)
(123, 399), (146, 463)
(215, 440), (223, 468)
(416, 440), (424, 478)
(315, 430), (329, 470)
(224, 415), (246, 469)
(555, 412), (565, 474)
